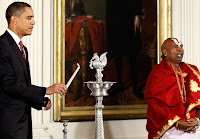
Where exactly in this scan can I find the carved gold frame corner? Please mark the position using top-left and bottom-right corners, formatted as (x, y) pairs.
(53, 0), (172, 121)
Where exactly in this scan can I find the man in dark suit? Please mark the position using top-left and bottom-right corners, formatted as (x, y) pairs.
(0, 2), (67, 139)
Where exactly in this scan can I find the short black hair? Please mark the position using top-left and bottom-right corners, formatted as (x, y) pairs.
(6, 2), (31, 24)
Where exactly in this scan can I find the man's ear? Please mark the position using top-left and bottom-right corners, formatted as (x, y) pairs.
(10, 16), (17, 25)
(163, 49), (167, 56)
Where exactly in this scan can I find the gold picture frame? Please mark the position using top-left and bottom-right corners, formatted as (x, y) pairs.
(53, 0), (172, 121)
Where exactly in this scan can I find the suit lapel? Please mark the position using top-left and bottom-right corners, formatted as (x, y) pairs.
(5, 31), (29, 81)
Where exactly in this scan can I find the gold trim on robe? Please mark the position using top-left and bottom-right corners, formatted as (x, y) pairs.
(154, 115), (181, 139)
(186, 99), (200, 114)
(186, 63), (200, 114)
(186, 64), (200, 82)
(190, 80), (200, 92)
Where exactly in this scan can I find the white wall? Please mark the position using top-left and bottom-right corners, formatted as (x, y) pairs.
(172, 0), (200, 68)
(0, 0), (147, 139)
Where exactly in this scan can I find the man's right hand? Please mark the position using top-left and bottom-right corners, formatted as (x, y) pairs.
(177, 119), (198, 132)
(46, 83), (67, 96)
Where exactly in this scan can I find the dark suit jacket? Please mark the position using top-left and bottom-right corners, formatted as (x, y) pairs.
(0, 31), (46, 139)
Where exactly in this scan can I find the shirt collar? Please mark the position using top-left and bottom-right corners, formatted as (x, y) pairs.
(6, 28), (21, 45)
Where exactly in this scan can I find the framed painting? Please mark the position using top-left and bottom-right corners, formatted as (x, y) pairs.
(53, 0), (172, 121)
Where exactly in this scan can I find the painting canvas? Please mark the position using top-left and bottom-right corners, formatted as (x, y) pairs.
(53, 0), (172, 121)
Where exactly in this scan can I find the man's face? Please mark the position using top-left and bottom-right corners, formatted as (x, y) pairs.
(14, 7), (35, 38)
(163, 40), (184, 65)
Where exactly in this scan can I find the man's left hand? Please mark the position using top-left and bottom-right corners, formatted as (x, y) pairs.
(44, 97), (51, 111)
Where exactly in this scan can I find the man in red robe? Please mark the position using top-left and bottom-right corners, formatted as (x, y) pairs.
(145, 38), (200, 139)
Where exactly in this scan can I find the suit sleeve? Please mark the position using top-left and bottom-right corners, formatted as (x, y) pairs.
(0, 41), (46, 109)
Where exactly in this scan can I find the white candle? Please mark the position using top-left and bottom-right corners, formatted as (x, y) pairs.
(60, 63), (80, 98)
(66, 63), (80, 88)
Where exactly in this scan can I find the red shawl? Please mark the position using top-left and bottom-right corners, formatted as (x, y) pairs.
(65, 16), (107, 56)
(145, 59), (200, 139)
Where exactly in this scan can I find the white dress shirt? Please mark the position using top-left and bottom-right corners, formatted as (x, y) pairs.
(6, 28), (26, 58)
